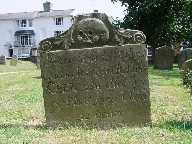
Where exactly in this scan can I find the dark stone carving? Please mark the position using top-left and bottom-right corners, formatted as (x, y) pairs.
(154, 46), (174, 70)
(40, 45), (151, 129)
(39, 13), (146, 52)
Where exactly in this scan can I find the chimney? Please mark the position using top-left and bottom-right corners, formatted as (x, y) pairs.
(43, 1), (53, 12)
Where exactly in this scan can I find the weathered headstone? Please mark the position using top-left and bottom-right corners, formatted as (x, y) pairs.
(39, 13), (151, 129)
(0, 55), (6, 65)
(10, 55), (18, 66)
(182, 59), (192, 85)
(178, 48), (192, 69)
(183, 59), (192, 70)
(154, 46), (174, 70)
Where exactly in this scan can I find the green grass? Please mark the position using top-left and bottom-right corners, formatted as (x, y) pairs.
(0, 62), (192, 143)
(0, 59), (38, 73)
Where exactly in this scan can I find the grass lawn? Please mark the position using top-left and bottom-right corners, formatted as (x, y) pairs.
(0, 59), (38, 73)
(0, 61), (192, 144)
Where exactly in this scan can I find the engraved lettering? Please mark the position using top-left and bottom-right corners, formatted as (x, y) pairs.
(40, 45), (151, 128)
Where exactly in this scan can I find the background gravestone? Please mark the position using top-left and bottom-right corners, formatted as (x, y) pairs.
(154, 46), (174, 70)
(183, 59), (192, 70)
(0, 55), (6, 65)
(40, 45), (151, 129)
(10, 55), (18, 66)
(178, 48), (192, 69)
(182, 59), (192, 85)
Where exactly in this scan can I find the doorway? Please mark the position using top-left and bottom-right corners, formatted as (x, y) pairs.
(9, 49), (13, 57)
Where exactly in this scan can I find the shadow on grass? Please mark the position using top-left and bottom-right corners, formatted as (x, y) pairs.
(0, 123), (47, 130)
(33, 76), (42, 79)
(0, 123), (152, 131)
(156, 120), (192, 131)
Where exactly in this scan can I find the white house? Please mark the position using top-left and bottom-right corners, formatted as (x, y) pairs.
(0, 1), (75, 57)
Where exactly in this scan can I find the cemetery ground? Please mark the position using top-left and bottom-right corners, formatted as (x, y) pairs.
(0, 60), (192, 144)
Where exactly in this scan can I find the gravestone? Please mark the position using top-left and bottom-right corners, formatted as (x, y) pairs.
(0, 55), (6, 65)
(154, 46), (174, 70)
(178, 48), (192, 69)
(182, 59), (192, 85)
(39, 13), (151, 129)
(10, 55), (18, 66)
(183, 59), (192, 70)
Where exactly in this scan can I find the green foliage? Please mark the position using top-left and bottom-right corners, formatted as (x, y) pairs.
(111, 0), (192, 47)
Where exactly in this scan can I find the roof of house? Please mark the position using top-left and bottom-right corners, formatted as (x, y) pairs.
(0, 9), (75, 20)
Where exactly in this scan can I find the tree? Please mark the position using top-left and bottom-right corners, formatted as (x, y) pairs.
(112, 0), (192, 61)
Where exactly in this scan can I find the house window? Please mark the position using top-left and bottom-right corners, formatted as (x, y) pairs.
(18, 48), (30, 55)
(54, 31), (64, 37)
(21, 35), (32, 45)
(28, 19), (33, 27)
(16, 19), (33, 27)
(20, 20), (27, 27)
(16, 35), (32, 46)
(22, 48), (30, 54)
(54, 17), (63, 25)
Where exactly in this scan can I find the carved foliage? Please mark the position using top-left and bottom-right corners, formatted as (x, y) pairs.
(39, 13), (146, 52)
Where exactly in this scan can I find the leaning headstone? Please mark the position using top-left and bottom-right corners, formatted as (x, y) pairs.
(39, 13), (151, 129)
(10, 55), (18, 66)
(0, 55), (6, 65)
(154, 46), (174, 70)
(178, 48), (192, 69)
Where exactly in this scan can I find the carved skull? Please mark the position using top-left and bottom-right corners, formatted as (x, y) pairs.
(76, 18), (109, 45)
